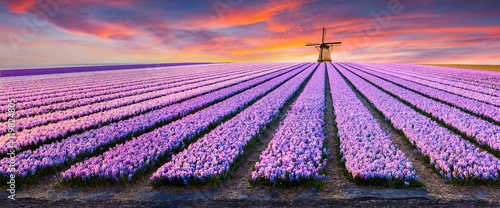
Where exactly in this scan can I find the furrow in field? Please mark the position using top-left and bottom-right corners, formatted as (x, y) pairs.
(340, 63), (500, 158)
(355, 63), (499, 99)
(0, 64), (287, 135)
(0, 64), (302, 154)
(324, 64), (418, 187)
(149, 64), (317, 186)
(0, 63), (307, 183)
(0, 64), (288, 120)
(60, 64), (316, 185)
(375, 63), (500, 89)
(0, 63), (237, 97)
(339, 63), (500, 124)
(335, 63), (500, 184)
(250, 64), (328, 187)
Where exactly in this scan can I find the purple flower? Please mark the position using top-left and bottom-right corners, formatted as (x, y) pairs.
(151, 64), (317, 184)
(337, 62), (500, 183)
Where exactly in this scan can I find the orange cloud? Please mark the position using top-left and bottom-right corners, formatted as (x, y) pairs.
(62, 24), (132, 40)
(5, 0), (36, 13)
(182, 0), (316, 29)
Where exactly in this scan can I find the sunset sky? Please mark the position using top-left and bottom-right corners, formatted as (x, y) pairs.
(1, 0), (499, 66)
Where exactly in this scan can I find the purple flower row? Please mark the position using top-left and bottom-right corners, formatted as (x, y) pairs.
(370, 63), (500, 90)
(355, 63), (499, 103)
(0, 62), (208, 78)
(150, 64), (318, 185)
(0, 65), (294, 154)
(0, 65), (277, 129)
(329, 64), (418, 183)
(336, 64), (500, 183)
(416, 64), (500, 88)
(0, 64), (191, 101)
(0, 63), (238, 98)
(0, 64), (282, 120)
(1, 69), (136, 96)
(356, 63), (500, 97)
(342, 64), (500, 123)
(342, 64), (500, 156)
(0, 63), (305, 181)
(0, 63), (282, 105)
(251, 65), (328, 184)
(60, 64), (312, 184)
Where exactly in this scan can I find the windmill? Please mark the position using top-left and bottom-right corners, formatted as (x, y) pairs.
(306, 27), (341, 62)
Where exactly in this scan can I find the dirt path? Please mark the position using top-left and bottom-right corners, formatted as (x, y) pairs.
(214, 64), (319, 201)
(317, 66), (348, 200)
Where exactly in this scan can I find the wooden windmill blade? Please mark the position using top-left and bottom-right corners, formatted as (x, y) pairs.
(327, 42), (342, 53)
(322, 27), (326, 43)
(324, 42), (342, 45)
(306, 42), (322, 46)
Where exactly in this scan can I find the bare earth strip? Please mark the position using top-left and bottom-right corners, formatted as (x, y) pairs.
(213, 63), (316, 201)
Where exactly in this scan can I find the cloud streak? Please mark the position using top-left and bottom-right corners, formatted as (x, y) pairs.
(0, 0), (499, 66)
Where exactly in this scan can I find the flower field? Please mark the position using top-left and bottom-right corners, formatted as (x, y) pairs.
(2, 62), (500, 189)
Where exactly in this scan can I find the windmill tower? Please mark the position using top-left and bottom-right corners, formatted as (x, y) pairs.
(306, 27), (341, 62)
